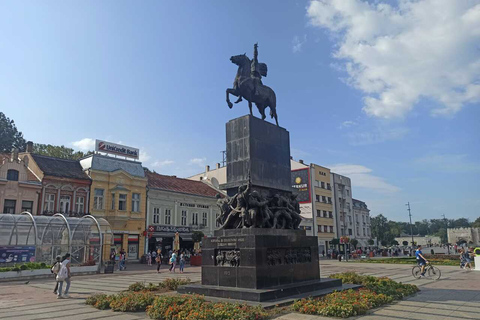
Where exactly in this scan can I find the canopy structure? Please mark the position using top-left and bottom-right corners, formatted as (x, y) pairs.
(0, 212), (113, 266)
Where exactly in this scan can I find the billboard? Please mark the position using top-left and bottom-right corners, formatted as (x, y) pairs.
(0, 246), (36, 263)
(291, 168), (310, 203)
(95, 139), (139, 160)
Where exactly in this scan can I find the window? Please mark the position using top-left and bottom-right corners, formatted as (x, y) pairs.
(191, 212), (198, 225)
(348, 216), (352, 223)
(111, 193), (115, 210)
(356, 227), (359, 235)
(181, 210), (187, 226)
(22, 201), (33, 213)
(321, 181), (325, 188)
(328, 197), (332, 204)
(318, 225), (322, 232)
(94, 189), (104, 210)
(348, 229), (353, 236)
(315, 195), (320, 202)
(327, 183), (331, 190)
(322, 196), (326, 202)
(347, 190), (350, 196)
(165, 209), (171, 225)
(59, 196), (71, 213)
(329, 211), (333, 218)
(315, 180), (320, 187)
(45, 194), (55, 212)
(316, 210), (321, 217)
(118, 194), (127, 211)
(3, 200), (16, 214)
(132, 193), (140, 212)
(329, 226), (334, 233)
(74, 197), (84, 213)
(202, 212), (208, 226)
(323, 210), (327, 217)
(153, 207), (160, 224)
(363, 228), (366, 236)
(324, 226), (328, 233)
(7, 169), (19, 181)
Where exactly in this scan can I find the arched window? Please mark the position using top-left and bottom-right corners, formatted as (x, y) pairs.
(7, 169), (19, 181)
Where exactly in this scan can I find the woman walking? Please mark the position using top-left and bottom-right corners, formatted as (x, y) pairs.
(169, 251), (177, 273)
(51, 255), (62, 294)
(56, 253), (72, 299)
(156, 251), (163, 273)
(179, 252), (185, 273)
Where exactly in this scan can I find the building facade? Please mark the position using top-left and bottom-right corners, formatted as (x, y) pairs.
(0, 150), (41, 214)
(80, 154), (147, 260)
(331, 173), (354, 239)
(145, 170), (220, 254)
(312, 164), (335, 254)
(23, 152), (92, 216)
(352, 199), (371, 248)
(448, 228), (480, 246)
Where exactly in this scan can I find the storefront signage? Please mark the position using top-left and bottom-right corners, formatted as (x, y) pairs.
(291, 168), (311, 203)
(95, 139), (139, 160)
(150, 225), (191, 233)
(0, 246), (36, 263)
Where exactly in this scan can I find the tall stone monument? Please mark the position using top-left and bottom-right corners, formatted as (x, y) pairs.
(178, 44), (342, 302)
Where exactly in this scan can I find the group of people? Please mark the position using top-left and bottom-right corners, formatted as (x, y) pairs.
(146, 249), (187, 273)
(110, 248), (127, 270)
(50, 253), (72, 299)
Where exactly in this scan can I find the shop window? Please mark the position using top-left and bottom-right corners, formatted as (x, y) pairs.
(94, 189), (104, 210)
(181, 210), (187, 226)
(165, 209), (171, 225)
(3, 199), (16, 214)
(21, 200), (33, 213)
(7, 169), (19, 181)
(191, 212), (198, 225)
(127, 235), (139, 260)
(45, 194), (55, 212)
(111, 193), (115, 210)
(153, 207), (160, 224)
(76, 196), (84, 213)
(132, 193), (140, 212)
(202, 212), (208, 226)
(118, 194), (127, 211)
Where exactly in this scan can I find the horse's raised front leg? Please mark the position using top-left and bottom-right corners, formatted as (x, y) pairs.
(226, 88), (237, 109)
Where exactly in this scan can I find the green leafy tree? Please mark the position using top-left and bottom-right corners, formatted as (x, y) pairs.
(472, 217), (480, 228)
(380, 240), (388, 247)
(191, 231), (205, 243)
(367, 239), (374, 246)
(331, 238), (340, 246)
(391, 240), (399, 246)
(451, 218), (470, 228)
(350, 239), (358, 249)
(402, 241), (408, 246)
(0, 112), (26, 152)
(371, 214), (388, 242)
(33, 143), (93, 160)
(435, 228), (448, 244)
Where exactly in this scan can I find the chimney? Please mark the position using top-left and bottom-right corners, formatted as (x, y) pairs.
(26, 141), (33, 153)
(11, 148), (19, 162)
(205, 165), (210, 172)
(216, 163), (221, 169)
(299, 159), (304, 164)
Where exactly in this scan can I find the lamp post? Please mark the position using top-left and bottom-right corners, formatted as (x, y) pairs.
(406, 202), (414, 254)
(441, 214), (450, 254)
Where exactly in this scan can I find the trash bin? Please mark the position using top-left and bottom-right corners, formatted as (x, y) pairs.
(105, 261), (115, 274)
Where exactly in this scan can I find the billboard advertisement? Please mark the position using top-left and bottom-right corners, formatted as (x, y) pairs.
(0, 246), (36, 263)
(95, 139), (139, 160)
(291, 168), (310, 203)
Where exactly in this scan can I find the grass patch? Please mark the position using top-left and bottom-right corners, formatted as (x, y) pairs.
(351, 257), (463, 266)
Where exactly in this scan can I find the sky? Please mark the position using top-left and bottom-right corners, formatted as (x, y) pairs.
(1, 1), (479, 223)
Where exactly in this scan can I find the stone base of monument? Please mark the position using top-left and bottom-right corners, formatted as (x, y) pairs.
(178, 228), (347, 303)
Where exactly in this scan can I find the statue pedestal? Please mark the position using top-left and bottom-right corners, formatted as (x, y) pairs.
(178, 229), (343, 302)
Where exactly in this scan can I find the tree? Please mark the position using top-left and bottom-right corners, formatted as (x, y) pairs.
(0, 112), (26, 152)
(371, 214), (388, 242)
(391, 240), (399, 246)
(331, 238), (340, 246)
(33, 143), (93, 160)
(350, 239), (358, 249)
(472, 217), (480, 228)
(380, 240), (388, 247)
(451, 218), (470, 228)
(435, 228), (448, 244)
(402, 241), (408, 246)
(367, 239), (374, 246)
(191, 231), (205, 243)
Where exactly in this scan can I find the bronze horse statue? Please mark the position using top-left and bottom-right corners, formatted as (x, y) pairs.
(226, 54), (278, 126)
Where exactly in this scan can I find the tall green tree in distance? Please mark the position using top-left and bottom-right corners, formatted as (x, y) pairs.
(33, 143), (93, 160)
(0, 112), (26, 152)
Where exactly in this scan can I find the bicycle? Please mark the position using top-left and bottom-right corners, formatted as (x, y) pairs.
(412, 262), (441, 280)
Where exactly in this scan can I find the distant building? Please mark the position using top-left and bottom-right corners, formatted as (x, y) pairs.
(331, 173), (354, 239)
(352, 199), (371, 248)
(145, 170), (220, 254)
(0, 149), (41, 214)
(448, 227), (480, 246)
(395, 235), (441, 246)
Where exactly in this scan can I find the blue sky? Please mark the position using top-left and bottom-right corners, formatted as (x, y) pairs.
(1, 1), (479, 223)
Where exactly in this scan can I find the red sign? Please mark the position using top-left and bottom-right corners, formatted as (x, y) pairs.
(148, 226), (155, 232)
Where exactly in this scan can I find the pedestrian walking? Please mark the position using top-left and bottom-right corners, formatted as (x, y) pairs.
(119, 249), (126, 270)
(169, 251), (177, 272)
(179, 252), (185, 273)
(156, 252), (163, 273)
(56, 253), (71, 299)
(51, 255), (62, 294)
(147, 251), (152, 266)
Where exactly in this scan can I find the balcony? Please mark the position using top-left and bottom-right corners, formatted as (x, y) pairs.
(41, 210), (89, 217)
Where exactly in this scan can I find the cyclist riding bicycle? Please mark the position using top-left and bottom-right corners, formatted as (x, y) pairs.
(415, 245), (429, 277)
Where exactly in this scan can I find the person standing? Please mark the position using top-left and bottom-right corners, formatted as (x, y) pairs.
(169, 251), (177, 273)
(51, 255), (62, 295)
(179, 252), (185, 273)
(147, 251), (152, 266)
(156, 251), (163, 273)
(119, 249), (126, 270)
(56, 253), (71, 299)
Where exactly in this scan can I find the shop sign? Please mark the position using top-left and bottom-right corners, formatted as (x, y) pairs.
(95, 139), (139, 159)
(291, 168), (311, 203)
(150, 225), (191, 233)
(0, 246), (36, 263)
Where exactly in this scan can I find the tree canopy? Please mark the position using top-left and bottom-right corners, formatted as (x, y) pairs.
(32, 143), (93, 160)
(0, 112), (26, 152)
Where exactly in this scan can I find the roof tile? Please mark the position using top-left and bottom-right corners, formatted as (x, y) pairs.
(146, 170), (218, 198)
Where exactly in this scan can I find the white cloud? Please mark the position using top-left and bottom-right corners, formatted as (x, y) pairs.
(307, 0), (480, 118)
(151, 160), (174, 167)
(329, 163), (400, 193)
(139, 150), (151, 163)
(415, 154), (480, 173)
(346, 126), (408, 146)
(72, 138), (95, 151)
(339, 120), (357, 128)
(292, 35), (307, 53)
(189, 157), (206, 167)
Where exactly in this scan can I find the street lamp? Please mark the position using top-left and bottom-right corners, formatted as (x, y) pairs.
(406, 202), (414, 255)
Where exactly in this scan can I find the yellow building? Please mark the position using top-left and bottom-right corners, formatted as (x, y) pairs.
(312, 164), (335, 254)
(80, 154), (147, 261)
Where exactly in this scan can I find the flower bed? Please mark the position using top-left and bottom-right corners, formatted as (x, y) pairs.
(127, 278), (191, 292)
(353, 257), (462, 266)
(293, 272), (419, 318)
(0, 262), (50, 272)
(86, 291), (155, 312)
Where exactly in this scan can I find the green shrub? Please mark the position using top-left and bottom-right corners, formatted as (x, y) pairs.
(109, 291), (155, 312)
(159, 278), (191, 290)
(128, 282), (146, 292)
(145, 283), (158, 291)
(86, 294), (111, 310)
(20, 264), (28, 270)
(0, 262), (52, 272)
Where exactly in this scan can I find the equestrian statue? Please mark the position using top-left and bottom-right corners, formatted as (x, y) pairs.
(226, 43), (279, 126)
